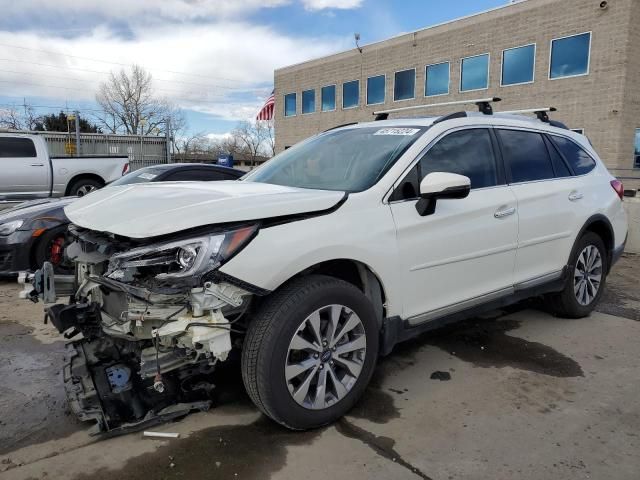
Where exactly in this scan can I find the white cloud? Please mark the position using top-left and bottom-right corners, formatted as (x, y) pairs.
(0, 23), (350, 121)
(302, 0), (363, 11)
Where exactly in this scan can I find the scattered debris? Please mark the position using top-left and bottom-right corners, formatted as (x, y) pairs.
(430, 371), (451, 381)
(143, 431), (180, 439)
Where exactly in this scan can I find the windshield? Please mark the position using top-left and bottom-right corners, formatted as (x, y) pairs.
(244, 126), (425, 192)
(110, 165), (172, 186)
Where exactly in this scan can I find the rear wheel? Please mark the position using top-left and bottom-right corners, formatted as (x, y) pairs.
(69, 178), (102, 197)
(241, 275), (379, 430)
(546, 231), (607, 318)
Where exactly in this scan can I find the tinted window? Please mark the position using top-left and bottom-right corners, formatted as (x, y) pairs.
(367, 75), (385, 105)
(166, 169), (229, 182)
(302, 89), (315, 114)
(343, 80), (359, 109)
(284, 93), (296, 117)
(425, 62), (449, 96)
(419, 129), (498, 189)
(502, 44), (535, 86)
(0, 137), (37, 158)
(460, 54), (489, 91)
(394, 69), (415, 101)
(110, 165), (173, 186)
(321, 85), (336, 111)
(544, 136), (571, 177)
(635, 129), (640, 169)
(550, 33), (591, 79)
(550, 135), (596, 175)
(497, 130), (554, 183)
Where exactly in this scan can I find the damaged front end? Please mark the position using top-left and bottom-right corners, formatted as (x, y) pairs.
(21, 223), (260, 435)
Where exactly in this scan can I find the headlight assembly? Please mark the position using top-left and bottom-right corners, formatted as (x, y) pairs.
(106, 225), (258, 283)
(0, 219), (24, 236)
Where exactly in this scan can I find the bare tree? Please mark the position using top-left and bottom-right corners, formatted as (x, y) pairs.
(262, 119), (276, 157)
(95, 65), (185, 136)
(0, 105), (42, 130)
(232, 120), (273, 166)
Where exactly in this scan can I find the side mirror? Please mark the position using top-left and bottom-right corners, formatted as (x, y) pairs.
(415, 172), (471, 216)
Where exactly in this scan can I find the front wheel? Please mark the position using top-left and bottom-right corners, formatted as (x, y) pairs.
(241, 275), (379, 430)
(545, 231), (608, 318)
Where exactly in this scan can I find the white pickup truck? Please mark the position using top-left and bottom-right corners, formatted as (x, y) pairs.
(0, 132), (130, 201)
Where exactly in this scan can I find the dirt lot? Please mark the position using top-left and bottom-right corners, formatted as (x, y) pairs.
(0, 255), (638, 480)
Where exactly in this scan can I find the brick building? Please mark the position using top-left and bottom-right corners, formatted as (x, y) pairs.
(274, 0), (640, 187)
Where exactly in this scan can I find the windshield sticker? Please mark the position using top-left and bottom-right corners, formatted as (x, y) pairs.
(137, 173), (158, 180)
(374, 128), (420, 136)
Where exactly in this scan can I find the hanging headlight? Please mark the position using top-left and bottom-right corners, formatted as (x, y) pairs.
(106, 225), (258, 283)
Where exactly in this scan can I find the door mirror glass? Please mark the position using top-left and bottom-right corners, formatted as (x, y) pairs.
(416, 172), (471, 216)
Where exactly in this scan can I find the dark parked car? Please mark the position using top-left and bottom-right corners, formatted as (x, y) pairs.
(0, 163), (244, 278)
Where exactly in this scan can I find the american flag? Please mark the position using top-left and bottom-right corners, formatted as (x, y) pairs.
(256, 90), (275, 121)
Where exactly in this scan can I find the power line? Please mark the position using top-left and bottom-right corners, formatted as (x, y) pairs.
(0, 58), (243, 91)
(0, 42), (241, 83)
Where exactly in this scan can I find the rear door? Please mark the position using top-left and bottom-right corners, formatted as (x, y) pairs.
(496, 128), (581, 285)
(0, 136), (50, 199)
(389, 127), (519, 322)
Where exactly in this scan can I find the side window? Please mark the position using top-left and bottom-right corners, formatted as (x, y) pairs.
(497, 129), (554, 183)
(543, 136), (571, 177)
(549, 135), (596, 175)
(391, 129), (498, 201)
(0, 137), (37, 158)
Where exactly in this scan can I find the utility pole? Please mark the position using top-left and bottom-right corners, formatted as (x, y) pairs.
(74, 110), (81, 157)
(165, 117), (172, 163)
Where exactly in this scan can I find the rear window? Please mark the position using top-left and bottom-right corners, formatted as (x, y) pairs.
(549, 135), (596, 175)
(497, 129), (555, 183)
(0, 137), (37, 158)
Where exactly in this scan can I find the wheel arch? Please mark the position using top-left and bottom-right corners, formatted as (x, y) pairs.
(65, 174), (105, 195)
(573, 214), (615, 272)
(286, 259), (387, 327)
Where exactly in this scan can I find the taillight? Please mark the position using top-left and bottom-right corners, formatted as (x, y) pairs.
(122, 163), (130, 176)
(610, 179), (624, 200)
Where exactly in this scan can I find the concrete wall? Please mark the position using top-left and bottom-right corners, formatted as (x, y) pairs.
(274, 0), (639, 187)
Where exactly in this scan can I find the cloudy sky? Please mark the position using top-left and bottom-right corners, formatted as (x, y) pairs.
(0, 0), (506, 136)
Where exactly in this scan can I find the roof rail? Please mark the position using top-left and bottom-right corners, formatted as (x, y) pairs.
(373, 97), (501, 120)
(498, 107), (557, 123)
(323, 122), (358, 132)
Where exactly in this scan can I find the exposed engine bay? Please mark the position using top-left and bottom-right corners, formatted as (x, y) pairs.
(21, 223), (261, 435)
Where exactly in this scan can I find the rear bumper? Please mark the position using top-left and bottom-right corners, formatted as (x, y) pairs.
(611, 233), (627, 269)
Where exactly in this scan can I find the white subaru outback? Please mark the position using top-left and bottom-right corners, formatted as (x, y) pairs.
(23, 103), (628, 434)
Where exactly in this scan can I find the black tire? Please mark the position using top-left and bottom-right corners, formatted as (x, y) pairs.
(241, 274), (379, 430)
(68, 178), (103, 197)
(546, 231), (608, 318)
(33, 226), (71, 273)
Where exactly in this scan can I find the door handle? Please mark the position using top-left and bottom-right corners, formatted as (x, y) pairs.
(494, 206), (516, 218)
(30, 163), (44, 167)
(568, 191), (583, 201)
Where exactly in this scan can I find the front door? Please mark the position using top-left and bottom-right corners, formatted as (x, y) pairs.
(389, 128), (519, 323)
(0, 136), (50, 199)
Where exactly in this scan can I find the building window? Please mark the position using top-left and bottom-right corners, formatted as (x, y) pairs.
(394, 68), (415, 101)
(284, 93), (296, 117)
(343, 80), (359, 109)
(321, 85), (336, 111)
(635, 129), (640, 169)
(550, 32), (591, 79)
(302, 89), (315, 114)
(501, 44), (535, 86)
(460, 53), (489, 92)
(367, 75), (385, 105)
(425, 62), (449, 97)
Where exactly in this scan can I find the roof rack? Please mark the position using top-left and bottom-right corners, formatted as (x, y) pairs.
(498, 107), (557, 123)
(373, 97), (501, 121)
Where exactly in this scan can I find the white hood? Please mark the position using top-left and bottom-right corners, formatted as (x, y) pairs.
(64, 181), (345, 238)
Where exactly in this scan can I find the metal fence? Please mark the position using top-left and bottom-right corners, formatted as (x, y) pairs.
(29, 131), (170, 171)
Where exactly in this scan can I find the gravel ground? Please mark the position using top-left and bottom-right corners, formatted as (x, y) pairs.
(0, 254), (638, 480)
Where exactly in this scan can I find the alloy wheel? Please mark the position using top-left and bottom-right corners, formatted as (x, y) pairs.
(76, 185), (97, 196)
(574, 244), (603, 306)
(285, 304), (366, 410)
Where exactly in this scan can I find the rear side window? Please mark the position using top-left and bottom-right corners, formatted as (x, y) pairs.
(549, 135), (596, 175)
(0, 137), (37, 158)
(497, 129), (554, 183)
(543, 136), (571, 178)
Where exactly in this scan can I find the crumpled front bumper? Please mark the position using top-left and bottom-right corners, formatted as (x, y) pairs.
(0, 230), (34, 278)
